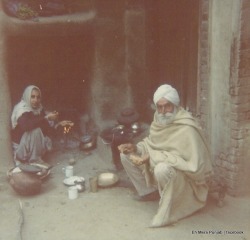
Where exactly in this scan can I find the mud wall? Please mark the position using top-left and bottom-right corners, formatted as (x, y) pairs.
(90, 1), (151, 129)
(0, 11), (13, 169)
(0, 4), (96, 168)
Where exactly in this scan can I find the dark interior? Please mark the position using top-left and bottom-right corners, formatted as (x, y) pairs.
(6, 32), (94, 122)
(146, 0), (199, 112)
(6, 0), (199, 124)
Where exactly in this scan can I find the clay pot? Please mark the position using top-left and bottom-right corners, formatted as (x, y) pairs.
(9, 171), (42, 196)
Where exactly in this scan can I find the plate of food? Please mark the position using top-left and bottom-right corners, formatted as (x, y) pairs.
(63, 176), (85, 186)
(7, 166), (51, 181)
(19, 164), (42, 173)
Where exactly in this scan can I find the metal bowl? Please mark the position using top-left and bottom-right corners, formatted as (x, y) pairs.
(97, 172), (119, 187)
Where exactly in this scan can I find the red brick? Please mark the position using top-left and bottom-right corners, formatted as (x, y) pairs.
(231, 102), (250, 113)
(230, 96), (241, 104)
(242, 0), (250, 8)
(215, 158), (222, 167)
(219, 152), (227, 160)
(225, 170), (241, 182)
(228, 148), (244, 157)
(200, 56), (208, 65)
(231, 129), (246, 139)
(200, 48), (208, 57)
(201, 0), (209, 14)
(226, 162), (240, 173)
(241, 18), (250, 39)
(230, 138), (244, 148)
(202, 13), (208, 21)
(235, 77), (250, 87)
(229, 85), (250, 96)
(239, 50), (250, 69)
(231, 112), (247, 121)
(226, 177), (241, 189)
(226, 154), (240, 164)
(247, 110), (250, 119)
(240, 38), (250, 50)
(239, 65), (250, 78)
(227, 188), (240, 197)
(230, 119), (241, 129)
(201, 22), (209, 32)
(200, 74), (209, 82)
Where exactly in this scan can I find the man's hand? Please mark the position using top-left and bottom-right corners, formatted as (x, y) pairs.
(118, 143), (137, 154)
(129, 154), (149, 166)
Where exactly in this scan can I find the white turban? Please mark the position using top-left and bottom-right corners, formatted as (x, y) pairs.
(153, 84), (180, 106)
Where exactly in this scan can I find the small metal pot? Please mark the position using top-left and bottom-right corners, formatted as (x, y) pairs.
(79, 134), (96, 150)
(73, 134), (96, 150)
(131, 122), (140, 134)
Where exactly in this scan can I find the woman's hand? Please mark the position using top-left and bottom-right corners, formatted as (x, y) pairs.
(58, 120), (74, 127)
(118, 143), (137, 154)
(54, 120), (74, 130)
(46, 111), (59, 121)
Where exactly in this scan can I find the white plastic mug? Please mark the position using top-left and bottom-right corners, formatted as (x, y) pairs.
(62, 166), (74, 178)
(68, 186), (78, 200)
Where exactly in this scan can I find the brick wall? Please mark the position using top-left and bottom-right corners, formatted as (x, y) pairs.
(229, 0), (250, 195)
(198, 0), (250, 196)
(197, 0), (210, 136)
(217, 0), (250, 196)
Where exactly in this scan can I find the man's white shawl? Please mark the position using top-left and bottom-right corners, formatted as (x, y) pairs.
(137, 107), (213, 227)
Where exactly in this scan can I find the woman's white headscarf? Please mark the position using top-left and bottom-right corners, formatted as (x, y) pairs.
(153, 84), (180, 106)
(11, 85), (43, 129)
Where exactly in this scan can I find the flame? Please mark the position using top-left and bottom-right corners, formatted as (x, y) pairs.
(63, 125), (72, 134)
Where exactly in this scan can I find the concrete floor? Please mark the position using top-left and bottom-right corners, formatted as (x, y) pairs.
(0, 138), (249, 240)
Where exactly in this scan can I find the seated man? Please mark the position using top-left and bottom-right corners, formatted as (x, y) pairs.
(118, 84), (213, 227)
(11, 85), (73, 167)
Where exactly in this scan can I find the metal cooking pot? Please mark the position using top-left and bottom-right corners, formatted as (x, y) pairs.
(78, 134), (96, 150)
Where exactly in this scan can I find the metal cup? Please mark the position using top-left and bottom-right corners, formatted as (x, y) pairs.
(89, 176), (98, 193)
(62, 166), (74, 178)
(68, 186), (78, 200)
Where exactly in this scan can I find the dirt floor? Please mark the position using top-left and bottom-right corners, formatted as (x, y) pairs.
(0, 138), (249, 240)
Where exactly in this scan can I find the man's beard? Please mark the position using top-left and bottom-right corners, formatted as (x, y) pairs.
(156, 108), (177, 126)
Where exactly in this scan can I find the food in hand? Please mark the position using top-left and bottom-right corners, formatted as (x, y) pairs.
(129, 154), (144, 165)
(118, 143), (136, 154)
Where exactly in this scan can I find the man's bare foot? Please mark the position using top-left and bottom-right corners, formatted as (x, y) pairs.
(129, 154), (149, 166)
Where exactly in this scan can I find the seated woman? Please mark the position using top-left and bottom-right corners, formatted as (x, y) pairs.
(11, 85), (73, 167)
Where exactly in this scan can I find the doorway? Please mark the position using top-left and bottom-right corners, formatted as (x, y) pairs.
(146, 0), (200, 113)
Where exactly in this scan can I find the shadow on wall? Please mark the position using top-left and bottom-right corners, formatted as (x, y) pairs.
(6, 33), (94, 116)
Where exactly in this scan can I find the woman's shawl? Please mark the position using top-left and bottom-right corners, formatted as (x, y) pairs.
(11, 85), (43, 129)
